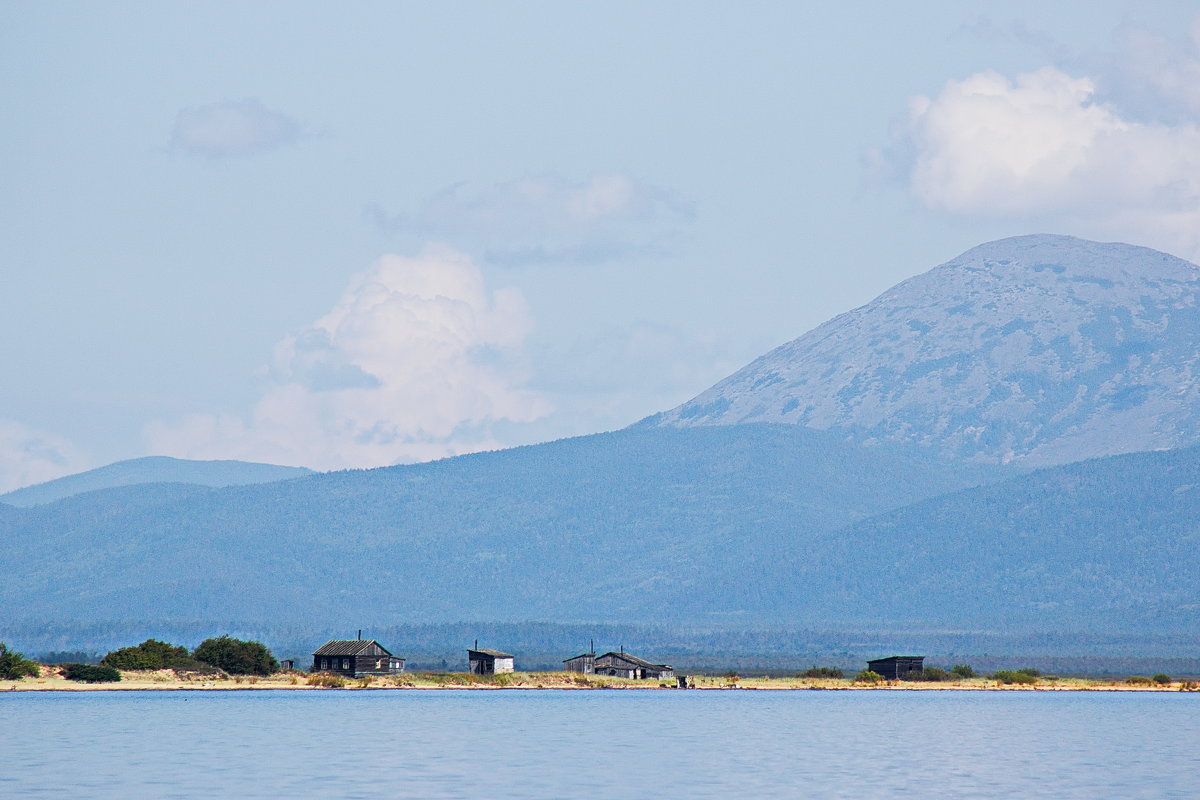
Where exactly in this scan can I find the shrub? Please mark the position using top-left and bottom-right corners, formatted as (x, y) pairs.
(951, 664), (976, 679)
(798, 667), (844, 679)
(992, 670), (1038, 685)
(1015, 667), (1041, 677)
(854, 669), (884, 684)
(101, 639), (200, 671)
(1125, 675), (1153, 686)
(1153, 674), (1172, 685)
(62, 663), (121, 683)
(307, 672), (346, 688)
(919, 667), (952, 682)
(193, 636), (279, 676)
(0, 642), (40, 680)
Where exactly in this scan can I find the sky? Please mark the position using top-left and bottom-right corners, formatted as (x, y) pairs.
(3, 1), (1200, 491)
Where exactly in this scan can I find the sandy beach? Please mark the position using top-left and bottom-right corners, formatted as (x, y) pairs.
(4, 666), (1195, 692)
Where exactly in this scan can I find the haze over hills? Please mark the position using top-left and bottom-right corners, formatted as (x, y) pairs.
(0, 455), (313, 507)
(647, 235), (1200, 467)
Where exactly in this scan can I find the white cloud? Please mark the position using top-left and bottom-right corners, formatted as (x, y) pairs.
(0, 419), (90, 494)
(170, 99), (301, 158)
(367, 173), (692, 266)
(145, 245), (551, 470)
(881, 65), (1200, 260)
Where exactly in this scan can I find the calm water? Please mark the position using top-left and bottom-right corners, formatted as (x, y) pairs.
(2, 689), (1197, 799)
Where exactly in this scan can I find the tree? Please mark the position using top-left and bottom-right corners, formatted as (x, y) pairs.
(0, 642), (40, 680)
(101, 639), (198, 670)
(193, 636), (279, 676)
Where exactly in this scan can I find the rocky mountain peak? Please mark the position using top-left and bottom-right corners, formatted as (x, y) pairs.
(645, 234), (1200, 466)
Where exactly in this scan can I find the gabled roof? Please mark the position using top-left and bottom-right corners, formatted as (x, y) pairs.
(313, 639), (395, 657)
(596, 651), (671, 670)
(563, 652), (596, 662)
(469, 648), (514, 659)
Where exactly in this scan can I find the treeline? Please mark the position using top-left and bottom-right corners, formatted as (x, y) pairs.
(0, 636), (278, 683)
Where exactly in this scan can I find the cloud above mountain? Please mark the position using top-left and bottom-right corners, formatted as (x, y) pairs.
(169, 99), (301, 158)
(0, 419), (90, 494)
(367, 173), (693, 267)
(145, 246), (550, 470)
(877, 16), (1200, 261)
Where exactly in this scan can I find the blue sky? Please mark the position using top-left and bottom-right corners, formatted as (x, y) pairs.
(3, 1), (1199, 489)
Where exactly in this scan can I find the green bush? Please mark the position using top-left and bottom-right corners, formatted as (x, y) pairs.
(62, 663), (121, 683)
(0, 642), (40, 680)
(992, 670), (1038, 685)
(193, 636), (279, 676)
(102, 639), (201, 671)
(1125, 675), (1153, 686)
(854, 669), (885, 684)
(918, 667), (952, 682)
(951, 664), (976, 679)
(798, 667), (844, 679)
(1153, 674), (1172, 685)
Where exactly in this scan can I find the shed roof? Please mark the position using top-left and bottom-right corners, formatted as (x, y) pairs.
(313, 640), (395, 657)
(469, 648), (514, 659)
(597, 651), (671, 670)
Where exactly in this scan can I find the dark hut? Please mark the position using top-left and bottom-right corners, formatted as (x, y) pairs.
(867, 655), (924, 680)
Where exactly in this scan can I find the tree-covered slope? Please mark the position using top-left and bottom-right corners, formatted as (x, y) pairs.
(0, 425), (1005, 627)
(780, 444), (1200, 632)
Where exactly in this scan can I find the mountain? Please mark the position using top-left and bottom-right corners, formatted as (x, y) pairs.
(0, 455), (313, 507)
(646, 235), (1200, 467)
(0, 424), (1006, 627)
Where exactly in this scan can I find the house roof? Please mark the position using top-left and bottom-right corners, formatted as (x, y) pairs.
(313, 640), (395, 657)
(469, 648), (514, 659)
(597, 651), (672, 670)
(563, 652), (596, 662)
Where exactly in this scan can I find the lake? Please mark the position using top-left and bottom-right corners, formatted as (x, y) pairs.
(2, 689), (1197, 798)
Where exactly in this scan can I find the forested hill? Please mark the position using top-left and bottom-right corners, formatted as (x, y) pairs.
(0, 455), (312, 507)
(1, 424), (1006, 627)
(779, 444), (1200, 632)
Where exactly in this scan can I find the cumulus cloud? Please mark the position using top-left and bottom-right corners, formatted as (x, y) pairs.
(170, 99), (301, 157)
(878, 64), (1200, 260)
(0, 419), (90, 494)
(145, 246), (551, 470)
(366, 173), (692, 266)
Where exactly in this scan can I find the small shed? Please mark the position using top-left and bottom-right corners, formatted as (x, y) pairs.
(593, 651), (673, 680)
(468, 648), (515, 675)
(563, 652), (596, 674)
(867, 655), (924, 680)
(312, 639), (405, 677)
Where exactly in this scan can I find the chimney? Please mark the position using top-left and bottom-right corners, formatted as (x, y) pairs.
(358, 629), (362, 641)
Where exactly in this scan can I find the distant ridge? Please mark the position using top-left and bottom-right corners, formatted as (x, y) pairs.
(647, 235), (1200, 466)
(0, 455), (313, 507)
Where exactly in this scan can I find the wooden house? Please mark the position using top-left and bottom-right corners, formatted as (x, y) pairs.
(468, 648), (515, 675)
(867, 655), (924, 680)
(563, 652), (596, 674)
(312, 639), (405, 677)
(593, 651), (673, 680)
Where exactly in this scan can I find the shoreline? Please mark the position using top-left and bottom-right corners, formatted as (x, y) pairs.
(4, 669), (1196, 693)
